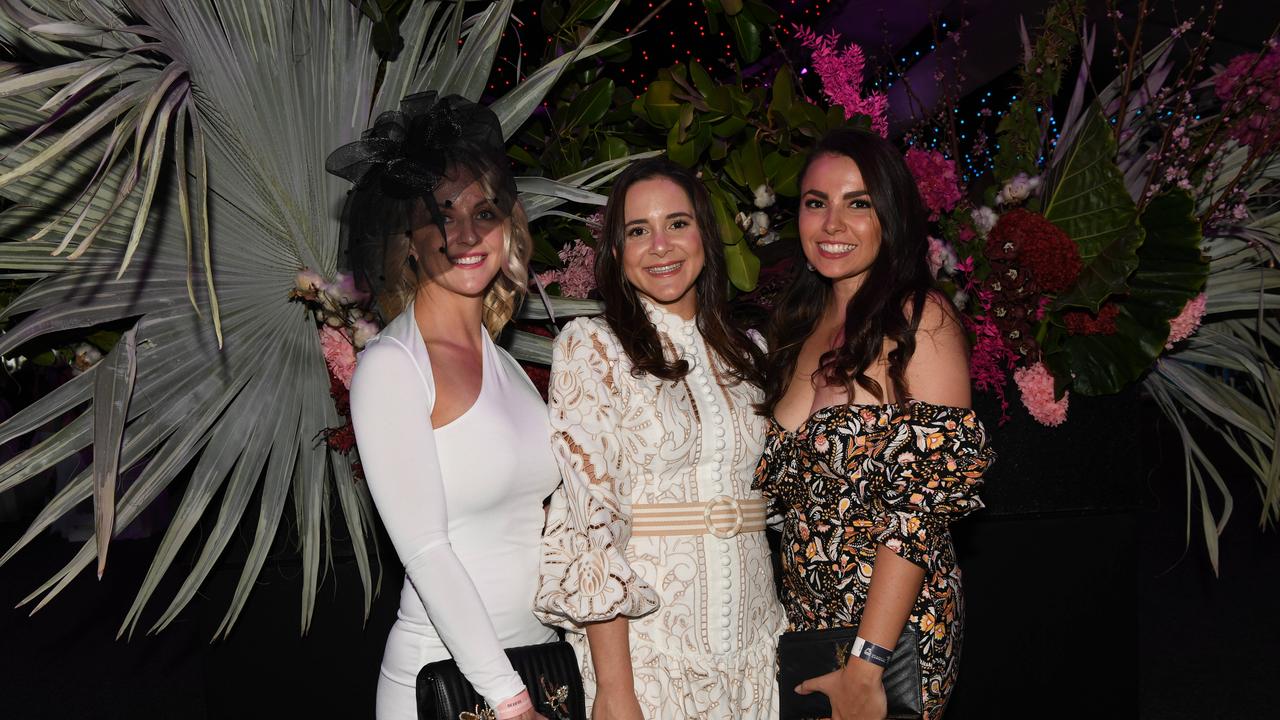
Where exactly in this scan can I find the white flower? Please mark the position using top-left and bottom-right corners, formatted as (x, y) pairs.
(352, 318), (380, 349)
(996, 173), (1041, 206)
(735, 211), (751, 231)
(751, 211), (770, 236)
(971, 206), (999, 237)
(753, 184), (776, 209)
(295, 268), (324, 295)
(71, 343), (103, 374)
(951, 289), (969, 310)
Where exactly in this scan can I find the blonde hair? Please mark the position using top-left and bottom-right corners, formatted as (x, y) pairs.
(377, 173), (532, 337)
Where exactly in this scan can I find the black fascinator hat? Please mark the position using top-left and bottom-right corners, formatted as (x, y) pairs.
(326, 92), (517, 315)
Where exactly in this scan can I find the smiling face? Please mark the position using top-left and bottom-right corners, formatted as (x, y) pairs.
(408, 175), (507, 299)
(798, 152), (883, 293)
(619, 177), (706, 319)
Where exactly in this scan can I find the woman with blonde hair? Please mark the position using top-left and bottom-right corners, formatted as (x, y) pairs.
(330, 93), (558, 720)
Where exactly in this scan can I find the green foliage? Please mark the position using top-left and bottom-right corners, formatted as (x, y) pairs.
(520, 51), (854, 291)
(991, 0), (1084, 183)
(1046, 191), (1207, 396)
(1044, 105), (1144, 312)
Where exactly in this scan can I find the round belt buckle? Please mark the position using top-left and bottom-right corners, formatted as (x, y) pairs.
(704, 495), (743, 539)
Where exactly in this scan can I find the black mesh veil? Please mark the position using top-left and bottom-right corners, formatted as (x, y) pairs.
(325, 92), (517, 320)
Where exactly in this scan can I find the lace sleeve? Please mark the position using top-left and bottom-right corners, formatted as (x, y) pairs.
(870, 401), (994, 569)
(534, 321), (660, 626)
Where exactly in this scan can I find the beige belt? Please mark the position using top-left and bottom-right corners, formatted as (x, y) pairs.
(631, 496), (767, 539)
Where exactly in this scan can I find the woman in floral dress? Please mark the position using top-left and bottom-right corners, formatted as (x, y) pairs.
(535, 158), (785, 719)
(755, 128), (995, 719)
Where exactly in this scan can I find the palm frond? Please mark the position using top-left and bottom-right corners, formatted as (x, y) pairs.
(0, 0), (624, 635)
(1144, 216), (1280, 572)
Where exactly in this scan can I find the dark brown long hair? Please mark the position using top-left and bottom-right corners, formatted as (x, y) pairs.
(596, 158), (764, 386)
(759, 128), (934, 414)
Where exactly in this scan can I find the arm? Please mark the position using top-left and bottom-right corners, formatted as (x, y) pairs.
(584, 617), (644, 720)
(349, 341), (529, 713)
(533, 323), (658, 718)
(798, 298), (988, 719)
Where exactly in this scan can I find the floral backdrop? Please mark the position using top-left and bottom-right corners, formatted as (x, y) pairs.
(0, 0), (1275, 627)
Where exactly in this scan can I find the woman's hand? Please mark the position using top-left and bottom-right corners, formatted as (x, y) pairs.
(794, 660), (887, 720)
(590, 686), (645, 720)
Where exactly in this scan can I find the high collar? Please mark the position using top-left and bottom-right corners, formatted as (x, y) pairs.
(640, 297), (699, 348)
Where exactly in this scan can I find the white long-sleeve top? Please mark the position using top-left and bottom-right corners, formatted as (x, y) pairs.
(349, 303), (559, 714)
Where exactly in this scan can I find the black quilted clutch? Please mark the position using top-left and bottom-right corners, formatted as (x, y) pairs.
(416, 640), (586, 720)
(777, 626), (923, 720)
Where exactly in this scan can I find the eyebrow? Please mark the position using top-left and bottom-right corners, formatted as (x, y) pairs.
(624, 211), (694, 227)
(802, 189), (870, 200)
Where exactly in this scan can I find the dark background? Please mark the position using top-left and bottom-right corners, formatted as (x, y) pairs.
(3, 0), (1279, 718)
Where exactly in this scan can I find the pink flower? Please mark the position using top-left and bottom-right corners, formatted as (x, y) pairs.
(794, 25), (889, 136)
(320, 325), (357, 389)
(965, 314), (1017, 422)
(927, 236), (958, 278)
(585, 211), (605, 241)
(1214, 43), (1280, 149)
(1165, 293), (1207, 349)
(537, 239), (597, 299)
(904, 149), (965, 221)
(323, 272), (368, 306)
(1013, 362), (1069, 427)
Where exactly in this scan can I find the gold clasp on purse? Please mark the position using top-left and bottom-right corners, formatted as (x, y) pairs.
(539, 676), (572, 720)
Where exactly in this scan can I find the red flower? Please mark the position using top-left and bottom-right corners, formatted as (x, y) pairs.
(328, 373), (351, 416)
(324, 422), (357, 454)
(521, 362), (550, 401)
(1063, 302), (1121, 335)
(986, 209), (1082, 293)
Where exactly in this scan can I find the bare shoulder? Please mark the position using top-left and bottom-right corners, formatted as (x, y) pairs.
(904, 291), (971, 406)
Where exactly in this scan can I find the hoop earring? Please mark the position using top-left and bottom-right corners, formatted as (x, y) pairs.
(805, 260), (815, 272)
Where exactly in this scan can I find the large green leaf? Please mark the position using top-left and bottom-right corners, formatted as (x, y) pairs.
(563, 77), (615, 131)
(1044, 104), (1144, 311)
(1048, 191), (1207, 396)
(705, 182), (758, 291)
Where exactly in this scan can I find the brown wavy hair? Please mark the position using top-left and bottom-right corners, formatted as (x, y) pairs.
(759, 128), (935, 414)
(596, 158), (764, 385)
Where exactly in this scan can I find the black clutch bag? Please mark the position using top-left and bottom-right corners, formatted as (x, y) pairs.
(416, 640), (586, 720)
(777, 626), (923, 720)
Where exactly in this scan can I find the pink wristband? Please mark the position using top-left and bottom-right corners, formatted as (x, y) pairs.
(493, 689), (533, 719)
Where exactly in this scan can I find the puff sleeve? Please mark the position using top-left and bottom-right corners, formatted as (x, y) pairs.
(534, 320), (660, 626)
(869, 401), (994, 569)
(349, 338), (525, 708)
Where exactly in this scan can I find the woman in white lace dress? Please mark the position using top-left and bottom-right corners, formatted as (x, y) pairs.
(535, 158), (785, 720)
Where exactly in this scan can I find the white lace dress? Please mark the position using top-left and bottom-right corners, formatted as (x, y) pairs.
(535, 304), (784, 720)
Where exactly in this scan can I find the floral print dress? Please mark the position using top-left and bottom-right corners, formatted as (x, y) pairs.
(535, 306), (786, 720)
(754, 401), (994, 718)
